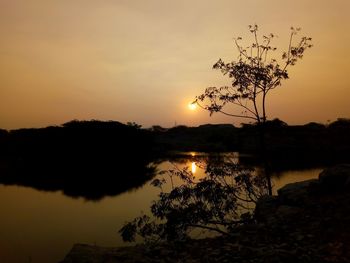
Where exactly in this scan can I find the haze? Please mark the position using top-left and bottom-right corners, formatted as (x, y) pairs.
(1, 0), (349, 129)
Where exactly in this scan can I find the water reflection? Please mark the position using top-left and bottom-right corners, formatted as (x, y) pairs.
(191, 162), (197, 174)
(0, 151), (325, 263)
(0, 158), (156, 201)
(158, 152), (324, 192)
(0, 151), (326, 201)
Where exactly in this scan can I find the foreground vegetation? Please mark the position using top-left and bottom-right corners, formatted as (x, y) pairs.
(62, 165), (350, 263)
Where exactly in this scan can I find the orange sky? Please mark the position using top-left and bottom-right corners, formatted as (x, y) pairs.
(0, 0), (349, 129)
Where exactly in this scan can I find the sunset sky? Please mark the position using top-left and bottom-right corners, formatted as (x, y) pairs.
(1, 0), (349, 129)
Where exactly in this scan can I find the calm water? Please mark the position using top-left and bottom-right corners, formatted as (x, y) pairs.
(0, 152), (322, 263)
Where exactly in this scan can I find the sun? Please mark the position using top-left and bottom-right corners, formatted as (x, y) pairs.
(188, 102), (197, 111)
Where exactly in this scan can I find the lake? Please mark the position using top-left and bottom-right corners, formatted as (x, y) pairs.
(0, 152), (323, 263)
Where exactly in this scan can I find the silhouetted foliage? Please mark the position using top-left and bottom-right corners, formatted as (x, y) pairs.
(120, 157), (268, 242)
(328, 118), (350, 129)
(0, 128), (8, 136)
(154, 124), (238, 152)
(193, 25), (312, 195)
(127, 122), (142, 129)
(0, 120), (155, 200)
(264, 118), (288, 128)
(1, 118), (350, 201)
(195, 25), (312, 125)
(149, 125), (168, 132)
(0, 129), (9, 157)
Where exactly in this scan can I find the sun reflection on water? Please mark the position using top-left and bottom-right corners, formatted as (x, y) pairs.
(191, 162), (197, 174)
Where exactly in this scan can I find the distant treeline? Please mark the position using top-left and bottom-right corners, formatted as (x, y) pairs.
(151, 118), (349, 149)
(150, 118), (350, 168)
(0, 120), (153, 160)
(0, 118), (350, 199)
(0, 120), (155, 200)
(1, 118), (350, 157)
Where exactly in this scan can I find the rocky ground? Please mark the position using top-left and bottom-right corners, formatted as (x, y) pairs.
(61, 164), (350, 263)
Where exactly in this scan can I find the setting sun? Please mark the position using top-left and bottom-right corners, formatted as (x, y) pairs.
(188, 102), (197, 111)
(1, 1), (350, 261)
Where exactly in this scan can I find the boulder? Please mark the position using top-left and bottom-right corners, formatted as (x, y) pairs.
(275, 205), (303, 219)
(59, 244), (147, 263)
(318, 164), (350, 192)
(254, 195), (279, 223)
(277, 179), (318, 206)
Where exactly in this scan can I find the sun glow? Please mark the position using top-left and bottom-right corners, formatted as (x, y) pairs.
(188, 102), (197, 111)
(191, 162), (197, 174)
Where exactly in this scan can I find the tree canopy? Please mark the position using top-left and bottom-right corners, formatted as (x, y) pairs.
(195, 25), (313, 124)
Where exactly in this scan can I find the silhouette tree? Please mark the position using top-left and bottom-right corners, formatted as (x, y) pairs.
(120, 157), (268, 242)
(119, 25), (313, 243)
(195, 25), (312, 124)
(195, 25), (312, 195)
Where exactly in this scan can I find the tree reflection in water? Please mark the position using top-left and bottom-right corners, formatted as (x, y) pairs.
(0, 158), (157, 201)
(120, 154), (269, 242)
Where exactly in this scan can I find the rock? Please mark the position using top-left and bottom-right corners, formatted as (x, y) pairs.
(295, 234), (304, 241)
(60, 244), (108, 263)
(60, 244), (149, 263)
(319, 164), (350, 192)
(275, 205), (303, 219)
(277, 179), (318, 206)
(254, 195), (279, 223)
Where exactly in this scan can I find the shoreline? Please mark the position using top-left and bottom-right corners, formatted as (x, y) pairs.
(61, 164), (350, 263)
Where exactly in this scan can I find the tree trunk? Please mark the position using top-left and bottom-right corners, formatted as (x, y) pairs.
(258, 122), (273, 196)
